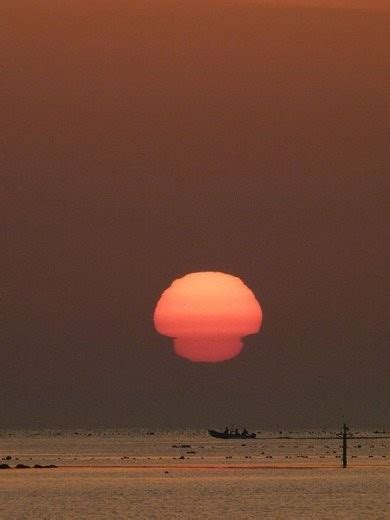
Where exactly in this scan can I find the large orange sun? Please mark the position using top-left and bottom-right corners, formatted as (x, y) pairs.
(154, 272), (262, 362)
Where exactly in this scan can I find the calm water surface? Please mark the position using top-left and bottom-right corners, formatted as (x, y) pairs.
(0, 430), (389, 519)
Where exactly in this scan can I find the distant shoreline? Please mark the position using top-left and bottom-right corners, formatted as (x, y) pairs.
(255, 436), (390, 440)
(2, 464), (390, 471)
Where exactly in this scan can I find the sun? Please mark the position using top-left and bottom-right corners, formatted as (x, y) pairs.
(154, 272), (262, 362)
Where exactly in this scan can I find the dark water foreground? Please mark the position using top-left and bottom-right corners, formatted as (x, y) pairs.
(0, 430), (389, 518)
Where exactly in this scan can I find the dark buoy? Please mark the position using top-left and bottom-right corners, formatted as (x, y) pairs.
(342, 423), (349, 468)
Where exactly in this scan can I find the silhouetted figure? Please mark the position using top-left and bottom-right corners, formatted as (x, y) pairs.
(243, 428), (248, 436)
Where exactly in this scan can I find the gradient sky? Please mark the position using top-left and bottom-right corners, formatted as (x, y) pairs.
(2, 0), (389, 428)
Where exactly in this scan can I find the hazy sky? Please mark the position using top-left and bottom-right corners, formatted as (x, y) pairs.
(2, 0), (389, 428)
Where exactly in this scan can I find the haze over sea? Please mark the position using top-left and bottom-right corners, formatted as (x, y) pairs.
(1, 429), (389, 519)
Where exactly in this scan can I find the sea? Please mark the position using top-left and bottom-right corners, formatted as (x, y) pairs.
(0, 429), (389, 519)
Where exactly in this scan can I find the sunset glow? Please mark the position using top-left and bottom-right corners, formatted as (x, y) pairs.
(154, 272), (262, 362)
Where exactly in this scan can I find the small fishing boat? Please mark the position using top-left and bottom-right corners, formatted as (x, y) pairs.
(208, 429), (256, 439)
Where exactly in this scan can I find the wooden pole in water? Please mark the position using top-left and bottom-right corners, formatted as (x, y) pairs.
(342, 423), (348, 468)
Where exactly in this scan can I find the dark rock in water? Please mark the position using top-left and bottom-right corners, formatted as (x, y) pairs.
(0, 463), (10, 469)
(180, 445), (191, 448)
(5, 456), (12, 460)
(15, 463), (30, 469)
(187, 451), (196, 454)
(34, 464), (43, 468)
(48, 464), (57, 468)
(178, 455), (185, 459)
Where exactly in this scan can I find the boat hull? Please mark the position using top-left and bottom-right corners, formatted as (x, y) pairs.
(208, 429), (256, 439)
